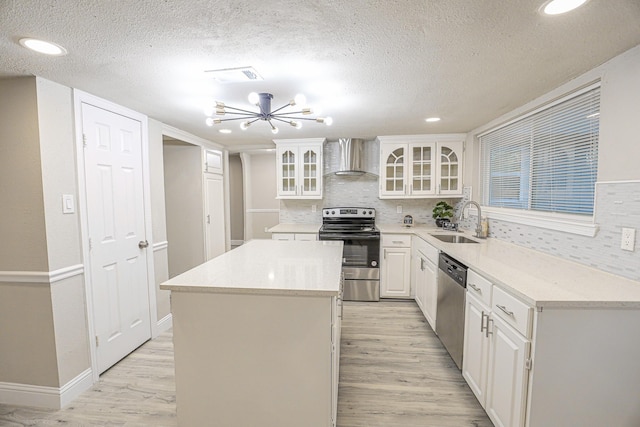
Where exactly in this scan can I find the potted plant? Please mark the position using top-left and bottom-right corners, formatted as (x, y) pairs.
(432, 201), (454, 227)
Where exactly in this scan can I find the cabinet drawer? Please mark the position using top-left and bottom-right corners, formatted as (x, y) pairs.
(272, 233), (294, 241)
(492, 286), (533, 339)
(467, 269), (493, 307)
(382, 234), (411, 247)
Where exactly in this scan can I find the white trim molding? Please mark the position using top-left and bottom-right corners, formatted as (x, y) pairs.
(482, 206), (599, 237)
(0, 368), (92, 409)
(153, 240), (169, 252)
(245, 208), (280, 214)
(0, 264), (84, 284)
(156, 313), (173, 335)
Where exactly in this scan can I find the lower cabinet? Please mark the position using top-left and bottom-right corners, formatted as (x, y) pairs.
(485, 315), (530, 427)
(463, 270), (531, 427)
(381, 234), (412, 298)
(463, 268), (640, 427)
(462, 292), (491, 406)
(412, 236), (438, 330)
(272, 232), (318, 241)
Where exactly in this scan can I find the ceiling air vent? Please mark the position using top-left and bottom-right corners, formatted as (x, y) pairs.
(205, 66), (263, 83)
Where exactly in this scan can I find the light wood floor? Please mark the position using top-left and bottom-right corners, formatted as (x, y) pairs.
(338, 300), (492, 427)
(0, 300), (492, 426)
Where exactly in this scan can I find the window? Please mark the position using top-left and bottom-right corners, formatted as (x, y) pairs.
(480, 84), (600, 217)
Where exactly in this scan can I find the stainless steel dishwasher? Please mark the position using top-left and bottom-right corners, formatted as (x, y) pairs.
(435, 252), (468, 370)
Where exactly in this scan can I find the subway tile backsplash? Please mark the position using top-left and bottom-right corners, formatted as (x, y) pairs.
(279, 139), (640, 281)
(483, 181), (640, 281)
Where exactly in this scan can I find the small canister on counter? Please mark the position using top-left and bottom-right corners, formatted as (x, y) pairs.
(403, 215), (413, 227)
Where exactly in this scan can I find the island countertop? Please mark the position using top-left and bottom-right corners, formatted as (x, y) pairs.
(160, 239), (343, 296)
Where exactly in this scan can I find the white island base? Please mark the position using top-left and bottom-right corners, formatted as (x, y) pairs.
(161, 240), (343, 427)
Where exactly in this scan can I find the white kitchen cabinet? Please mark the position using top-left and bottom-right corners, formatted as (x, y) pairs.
(462, 292), (491, 407)
(274, 138), (324, 199)
(377, 134), (464, 198)
(381, 234), (411, 298)
(272, 232), (318, 241)
(485, 314), (530, 427)
(412, 236), (439, 330)
(462, 270), (531, 427)
(204, 149), (223, 174)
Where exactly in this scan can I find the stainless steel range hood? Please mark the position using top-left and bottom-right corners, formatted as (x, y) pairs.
(336, 138), (365, 175)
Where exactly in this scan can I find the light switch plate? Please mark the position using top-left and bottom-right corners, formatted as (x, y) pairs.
(396, 205), (403, 213)
(621, 228), (635, 251)
(62, 194), (75, 214)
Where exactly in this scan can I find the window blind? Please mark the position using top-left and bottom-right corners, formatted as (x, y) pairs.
(480, 86), (600, 216)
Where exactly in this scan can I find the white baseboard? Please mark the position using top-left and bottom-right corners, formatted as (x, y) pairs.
(231, 240), (244, 246)
(156, 313), (173, 334)
(0, 368), (93, 409)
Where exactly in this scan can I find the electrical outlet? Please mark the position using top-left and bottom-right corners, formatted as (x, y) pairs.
(621, 228), (636, 251)
(396, 205), (403, 214)
(312, 204), (317, 213)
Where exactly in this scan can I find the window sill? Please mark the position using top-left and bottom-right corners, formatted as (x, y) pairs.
(476, 207), (599, 237)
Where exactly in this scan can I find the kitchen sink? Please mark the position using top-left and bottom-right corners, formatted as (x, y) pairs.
(430, 234), (479, 244)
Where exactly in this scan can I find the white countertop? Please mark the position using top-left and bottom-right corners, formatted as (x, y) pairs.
(378, 224), (640, 309)
(160, 239), (343, 297)
(268, 223), (321, 234)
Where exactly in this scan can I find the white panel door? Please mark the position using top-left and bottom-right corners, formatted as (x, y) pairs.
(205, 174), (225, 260)
(82, 103), (151, 374)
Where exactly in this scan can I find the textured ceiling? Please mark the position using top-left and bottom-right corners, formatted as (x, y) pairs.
(1, 0), (640, 149)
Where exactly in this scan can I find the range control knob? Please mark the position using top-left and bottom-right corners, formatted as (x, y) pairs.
(362, 210), (366, 215)
(369, 210), (373, 215)
(331, 210), (335, 215)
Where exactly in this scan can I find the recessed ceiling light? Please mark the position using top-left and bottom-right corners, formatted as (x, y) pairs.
(425, 117), (441, 123)
(540, 0), (588, 15)
(219, 129), (232, 134)
(19, 38), (68, 56)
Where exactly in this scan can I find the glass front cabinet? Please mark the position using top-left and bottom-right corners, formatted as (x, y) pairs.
(274, 138), (324, 199)
(378, 134), (465, 199)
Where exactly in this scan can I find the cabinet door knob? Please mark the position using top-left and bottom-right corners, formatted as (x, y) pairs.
(138, 240), (149, 249)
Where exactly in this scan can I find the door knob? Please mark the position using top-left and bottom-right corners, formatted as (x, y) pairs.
(138, 240), (149, 249)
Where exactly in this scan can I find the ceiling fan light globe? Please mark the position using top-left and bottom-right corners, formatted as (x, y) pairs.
(294, 94), (306, 106)
(248, 92), (260, 105)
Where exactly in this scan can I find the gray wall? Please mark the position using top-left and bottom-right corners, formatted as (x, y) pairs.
(163, 139), (205, 277)
(0, 77), (89, 388)
(229, 154), (244, 243)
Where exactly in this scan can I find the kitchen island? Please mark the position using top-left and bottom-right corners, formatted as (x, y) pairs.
(160, 239), (344, 427)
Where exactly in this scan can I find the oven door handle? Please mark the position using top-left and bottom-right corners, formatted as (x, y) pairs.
(320, 233), (380, 240)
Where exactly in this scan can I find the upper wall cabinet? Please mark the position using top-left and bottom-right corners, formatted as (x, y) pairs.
(274, 138), (325, 199)
(204, 149), (223, 174)
(377, 134), (465, 199)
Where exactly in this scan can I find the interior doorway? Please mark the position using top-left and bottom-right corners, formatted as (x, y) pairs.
(162, 137), (205, 278)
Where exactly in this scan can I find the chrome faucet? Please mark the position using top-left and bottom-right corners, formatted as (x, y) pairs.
(459, 200), (485, 239)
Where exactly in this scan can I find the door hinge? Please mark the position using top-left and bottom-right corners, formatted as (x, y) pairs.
(95, 335), (99, 347)
(88, 237), (93, 251)
(525, 358), (533, 370)
(82, 133), (88, 147)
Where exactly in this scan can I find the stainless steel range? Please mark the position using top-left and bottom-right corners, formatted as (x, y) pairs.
(319, 207), (380, 301)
